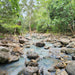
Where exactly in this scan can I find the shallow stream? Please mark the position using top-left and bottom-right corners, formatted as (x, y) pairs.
(0, 34), (72, 75)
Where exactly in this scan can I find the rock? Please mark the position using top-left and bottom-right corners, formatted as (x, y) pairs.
(25, 60), (38, 67)
(27, 51), (39, 60)
(65, 49), (75, 54)
(72, 55), (75, 60)
(43, 69), (51, 75)
(20, 44), (24, 47)
(55, 69), (68, 75)
(54, 42), (62, 48)
(66, 42), (75, 48)
(18, 68), (25, 75)
(54, 62), (66, 69)
(12, 45), (23, 55)
(61, 48), (67, 53)
(72, 35), (75, 38)
(26, 36), (32, 40)
(60, 38), (70, 45)
(18, 66), (38, 75)
(35, 42), (45, 47)
(0, 70), (8, 75)
(44, 46), (50, 49)
(26, 45), (30, 48)
(24, 66), (39, 75)
(48, 67), (56, 72)
(0, 46), (20, 63)
(45, 38), (52, 42)
(61, 48), (75, 55)
(8, 55), (19, 62)
(65, 61), (75, 75)
(0, 46), (10, 63)
(19, 38), (28, 44)
(55, 56), (64, 60)
(1, 40), (8, 44)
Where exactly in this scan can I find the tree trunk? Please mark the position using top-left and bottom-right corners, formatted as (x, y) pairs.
(29, 21), (32, 37)
(68, 24), (75, 35)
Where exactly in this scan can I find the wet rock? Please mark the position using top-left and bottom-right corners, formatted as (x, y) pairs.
(27, 51), (39, 60)
(54, 62), (66, 69)
(20, 44), (24, 47)
(0, 46), (20, 63)
(26, 45), (30, 48)
(54, 42), (62, 48)
(72, 55), (75, 60)
(18, 68), (25, 75)
(72, 35), (75, 38)
(8, 55), (19, 62)
(25, 60), (38, 67)
(61, 48), (67, 53)
(0, 70), (8, 75)
(1, 40), (8, 44)
(59, 38), (70, 46)
(48, 67), (56, 72)
(65, 49), (75, 54)
(65, 61), (75, 75)
(0, 46), (10, 63)
(55, 56), (63, 60)
(24, 66), (39, 75)
(18, 66), (38, 75)
(61, 48), (75, 55)
(45, 38), (52, 42)
(26, 36), (32, 40)
(66, 42), (75, 48)
(19, 38), (28, 44)
(55, 69), (68, 75)
(12, 45), (23, 55)
(44, 46), (50, 49)
(35, 42), (45, 47)
(43, 69), (51, 75)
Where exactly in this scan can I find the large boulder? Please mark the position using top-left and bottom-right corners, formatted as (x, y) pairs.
(65, 61), (75, 75)
(0, 46), (19, 63)
(66, 42), (75, 48)
(35, 42), (45, 47)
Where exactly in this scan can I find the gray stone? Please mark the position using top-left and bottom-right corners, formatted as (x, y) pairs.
(65, 61), (75, 75)
(35, 42), (45, 47)
(56, 69), (68, 75)
(66, 42), (75, 48)
(27, 51), (39, 60)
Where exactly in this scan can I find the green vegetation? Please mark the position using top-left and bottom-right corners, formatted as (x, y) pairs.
(0, 0), (75, 35)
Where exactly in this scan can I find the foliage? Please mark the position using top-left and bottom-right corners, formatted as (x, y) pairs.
(0, 0), (75, 34)
(34, 0), (51, 32)
(48, 0), (74, 32)
(0, 24), (21, 34)
(0, 0), (21, 34)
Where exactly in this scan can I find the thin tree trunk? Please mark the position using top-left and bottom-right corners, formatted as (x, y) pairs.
(68, 24), (75, 35)
(29, 21), (32, 36)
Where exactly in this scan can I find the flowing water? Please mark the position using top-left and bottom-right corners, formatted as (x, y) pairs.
(0, 34), (72, 75)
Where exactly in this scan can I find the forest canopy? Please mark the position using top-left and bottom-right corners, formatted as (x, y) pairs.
(0, 0), (75, 34)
